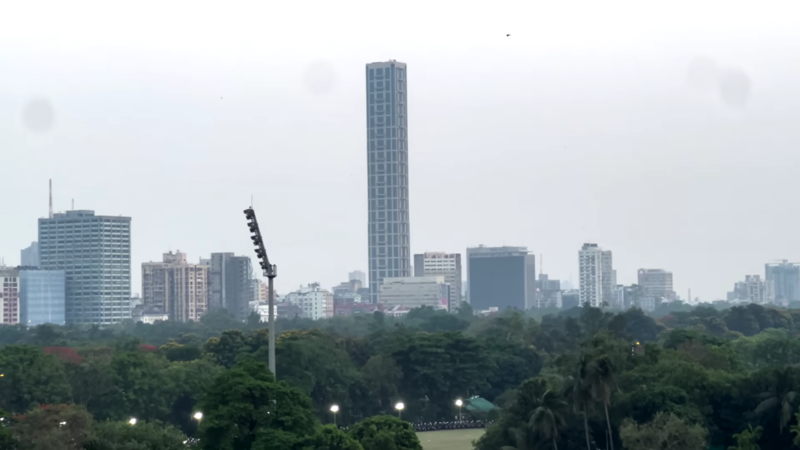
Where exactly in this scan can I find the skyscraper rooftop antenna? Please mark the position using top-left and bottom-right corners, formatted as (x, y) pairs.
(48, 179), (53, 218)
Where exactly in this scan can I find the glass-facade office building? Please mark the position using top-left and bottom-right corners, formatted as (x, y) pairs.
(39, 210), (131, 325)
(366, 60), (411, 303)
(467, 246), (536, 311)
(20, 269), (66, 326)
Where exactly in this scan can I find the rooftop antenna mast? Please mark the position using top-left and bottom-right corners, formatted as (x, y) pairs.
(48, 179), (53, 218)
(244, 207), (277, 376)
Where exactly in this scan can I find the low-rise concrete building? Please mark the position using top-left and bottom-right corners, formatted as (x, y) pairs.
(378, 276), (449, 310)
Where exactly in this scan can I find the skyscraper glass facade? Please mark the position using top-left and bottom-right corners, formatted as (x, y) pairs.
(467, 246), (534, 311)
(366, 60), (410, 303)
(39, 210), (131, 325)
(20, 270), (66, 326)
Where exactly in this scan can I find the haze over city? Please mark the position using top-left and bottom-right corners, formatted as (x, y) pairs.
(3, 0), (800, 301)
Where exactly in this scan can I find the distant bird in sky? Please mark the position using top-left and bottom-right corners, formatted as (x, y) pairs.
(506, 34), (510, 37)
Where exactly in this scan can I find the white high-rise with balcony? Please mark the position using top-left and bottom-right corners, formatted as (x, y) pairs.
(283, 283), (333, 320)
(579, 243), (613, 307)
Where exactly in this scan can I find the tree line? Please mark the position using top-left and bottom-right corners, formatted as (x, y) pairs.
(1, 302), (800, 449)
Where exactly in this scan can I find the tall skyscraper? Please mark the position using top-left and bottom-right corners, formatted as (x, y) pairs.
(466, 246), (536, 311)
(39, 210), (131, 325)
(579, 243), (613, 307)
(0, 266), (20, 324)
(765, 260), (800, 305)
(141, 251), (209, 322)
(637, 269), (675, 301)
(20, 242), (40, 267)
(19, 268), (66, 326)
(414, 252), (462, 311)
(366, 60), (410, 303)
(203, 253), (254, 321)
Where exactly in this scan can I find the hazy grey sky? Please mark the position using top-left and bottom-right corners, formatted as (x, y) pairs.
(2, 0), (799, 301)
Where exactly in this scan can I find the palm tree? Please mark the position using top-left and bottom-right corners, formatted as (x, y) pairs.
(754, 367), (798, 434)
(729, 425), (763, 450)
(790, 409), (800, 446)
(564, 358), (594, 450)
(587, 354), (618, 450)
(529, 390), (568, 450)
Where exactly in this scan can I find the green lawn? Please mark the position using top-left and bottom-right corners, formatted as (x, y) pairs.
(417, 428), (485, 450)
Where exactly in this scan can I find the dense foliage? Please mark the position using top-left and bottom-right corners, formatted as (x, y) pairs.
(2, 302), (800, 449)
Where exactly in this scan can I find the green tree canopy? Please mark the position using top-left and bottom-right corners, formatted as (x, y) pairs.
(303, 425), (363, 450)
(198, 359), (317, 450)
(619, 412), (708, 450)
(84, 420), (188, 450)
(13, 404), (93, 450)
(347, 415), (421, 450)
(0, 345), (71, 413)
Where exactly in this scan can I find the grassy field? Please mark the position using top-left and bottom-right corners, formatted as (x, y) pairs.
(417, 428), (485, 450)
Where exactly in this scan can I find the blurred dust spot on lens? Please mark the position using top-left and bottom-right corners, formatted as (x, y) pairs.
(303, 61), (338, 96)
(718, 68), (752, 107)
(687, 57), (718, 90)
(22, 98), (55, 134)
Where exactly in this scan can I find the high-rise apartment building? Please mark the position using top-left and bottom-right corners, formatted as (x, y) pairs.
(204, 253), (231, 310)
(414, 252), (462, 311)
(21, 242), (40, 267)
(141, 251), (209, 322)
(765, 260), (800, 305)
(579, 243), (613, 307)
(466, 246), (536, 311)
(20, 269), (66, 326)
(379, 276), (449, 310)
(283, 283), (333, 320)
(637, 269), (675, 301)
(254, 279), (269, 303)
(39, 210), (131, 325)
(729, 275), (775, 304)
(0, 266), (20, 324)
(202, 253), (254, 321)
(535, 274), (562, 309)
(366, 60), (411, 303)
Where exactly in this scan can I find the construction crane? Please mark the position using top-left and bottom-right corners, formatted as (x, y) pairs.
(244, 207), (277, 376)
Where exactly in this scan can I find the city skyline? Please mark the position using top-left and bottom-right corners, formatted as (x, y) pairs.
(8, 203), (800, 306)
(4, 13), (800, 303)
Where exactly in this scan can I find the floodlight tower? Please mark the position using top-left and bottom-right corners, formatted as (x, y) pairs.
(244, 207), (277, 376)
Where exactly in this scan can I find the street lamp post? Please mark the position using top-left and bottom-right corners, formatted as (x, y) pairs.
(395, 402), (405, 420)
(455, 399), (463, 422)
(330, 405), (339, 426)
